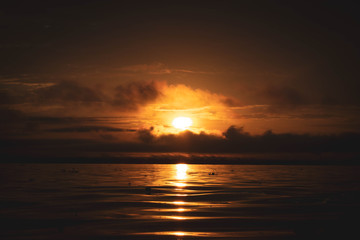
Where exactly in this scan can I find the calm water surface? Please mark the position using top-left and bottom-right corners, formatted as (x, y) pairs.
(1, 164), (360, 239)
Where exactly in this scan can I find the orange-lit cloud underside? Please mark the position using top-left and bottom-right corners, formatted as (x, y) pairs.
(139, 82), (235, 135)
(4, 78), (360, 140)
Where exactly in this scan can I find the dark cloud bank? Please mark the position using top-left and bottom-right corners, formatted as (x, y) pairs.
(0, 80), (161, 110)
(1, 80), (360, 164)
(137, 126), (359, 154)
(1, 126), (359, 164)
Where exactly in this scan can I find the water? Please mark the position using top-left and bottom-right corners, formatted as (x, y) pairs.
(1, 164), (360, 239)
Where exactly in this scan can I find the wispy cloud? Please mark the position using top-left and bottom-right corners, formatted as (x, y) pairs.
(48, 126), (136, 133)
(118, 63), (213, 75)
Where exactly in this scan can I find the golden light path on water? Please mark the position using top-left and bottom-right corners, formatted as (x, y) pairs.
(172, 164), (190, 236)
(135, 164), (293, 238)
(130, 164), (193, 237)
(136, 164), (246, 238)
(175, 163), (188, 188)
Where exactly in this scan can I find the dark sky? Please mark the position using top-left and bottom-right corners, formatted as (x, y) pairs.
(2, 1), (359, 90)
(1, 1), (360, 159)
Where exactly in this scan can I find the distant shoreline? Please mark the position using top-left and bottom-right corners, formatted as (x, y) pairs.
(1, 156), (359, 165)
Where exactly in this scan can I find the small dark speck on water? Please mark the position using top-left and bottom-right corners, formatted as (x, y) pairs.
(208, 169), (216, 175)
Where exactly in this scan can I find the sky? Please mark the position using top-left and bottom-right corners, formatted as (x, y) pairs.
(1, 1), (359, 160)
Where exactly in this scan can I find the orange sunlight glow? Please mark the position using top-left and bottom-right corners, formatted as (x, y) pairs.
(139, 83), (232, 135)
(172, 117), (193, 130)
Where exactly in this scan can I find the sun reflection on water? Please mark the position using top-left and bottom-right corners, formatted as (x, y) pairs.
(140, 164), (214, 237)
(135, 231), (212, 237)
(174, 164), (189, 225)
(176, 208), (187, 212)
(175, 182), (187, 188)
(173, 231), (186, 236)
(176, 164), (188, 180)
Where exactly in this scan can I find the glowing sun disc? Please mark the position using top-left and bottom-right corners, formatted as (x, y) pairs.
(172, 117), (193, 130)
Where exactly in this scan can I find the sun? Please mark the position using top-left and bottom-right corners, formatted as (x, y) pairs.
(172, 117), (193, 130)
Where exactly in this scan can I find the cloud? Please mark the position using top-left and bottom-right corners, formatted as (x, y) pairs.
(220, 96), (241, 107)
(154, 83), (234, 111)
(0, 108), (24, 122)
(0, 109), (134, 137)
(119, 63), (172, 75)
(0, 90), (23, 105)
(260, 85), (308, 106)
(137, 126), (155, 143)
(1, 125), (359, 162)
(0, 79), (164, 112)
(48, 126), (136, 133)
(0, 108), (31, 136)
(0, 81), (33, 105)
(118, 63), (212, 75)
(112, 81), (161, 110)
(136, 126), (360, 154)
(2, 77), (359, 137)
(35, 81), (103, 104)
(1, 79), (163, 111)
